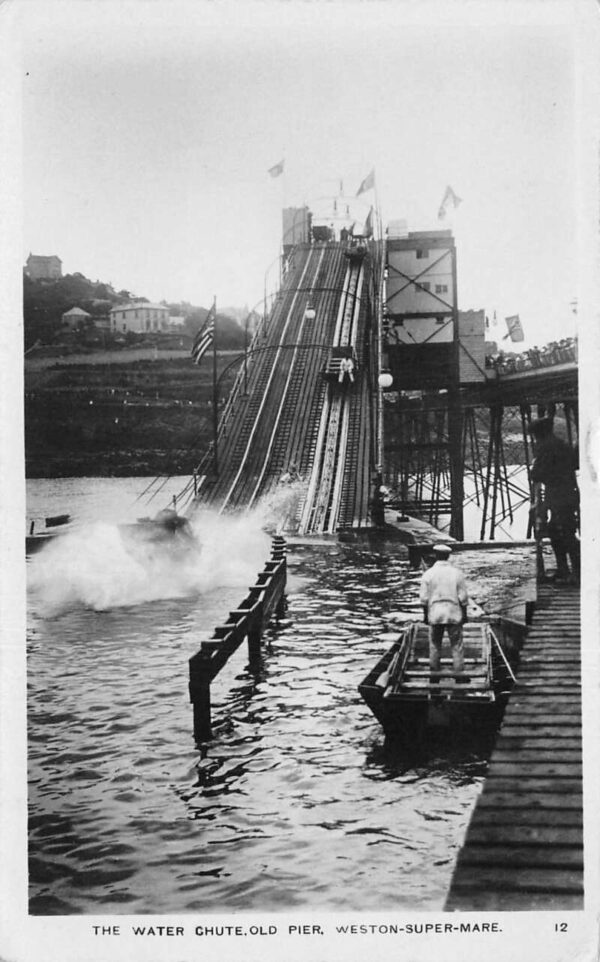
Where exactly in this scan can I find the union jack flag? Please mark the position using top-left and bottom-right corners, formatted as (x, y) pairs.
(503, 314), (524, 343)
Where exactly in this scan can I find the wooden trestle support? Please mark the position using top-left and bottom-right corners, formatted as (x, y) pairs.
(383, 394), (578, 541)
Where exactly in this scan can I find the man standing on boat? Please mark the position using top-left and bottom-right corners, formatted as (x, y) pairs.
(419, 544), (469, 680)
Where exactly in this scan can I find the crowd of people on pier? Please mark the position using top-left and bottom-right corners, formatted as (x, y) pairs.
(485, 337), (577, 375)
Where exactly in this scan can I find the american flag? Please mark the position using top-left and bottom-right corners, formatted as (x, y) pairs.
(191, 305), (215, 365)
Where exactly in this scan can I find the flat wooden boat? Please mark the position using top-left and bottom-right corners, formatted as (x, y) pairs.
(27, 510), (198, 556)
(359, 621), (511, 742)
(118, 510), (197, 547)
(26, 531), (61, 554)
(26, 514), (73, 554)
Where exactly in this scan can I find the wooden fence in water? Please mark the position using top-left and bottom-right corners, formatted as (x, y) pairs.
(188, 536), (287, 741)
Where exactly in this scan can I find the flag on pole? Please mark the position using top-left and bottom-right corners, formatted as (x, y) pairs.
(191, 304), (215, 365)
(356, 168), (375, 196)
(364, 207), (374, 238)
(503, 315), (524, 342)
(268, 159), (285, 178)
(437, 185), (462, 220)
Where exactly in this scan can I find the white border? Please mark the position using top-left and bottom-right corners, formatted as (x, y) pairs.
(2, 2), (599, 960)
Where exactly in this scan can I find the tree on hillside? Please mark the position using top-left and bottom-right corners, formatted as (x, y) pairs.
(183, 307), (245, 349)
(23, 273), (125, 346)
(23, 271), (248, 350)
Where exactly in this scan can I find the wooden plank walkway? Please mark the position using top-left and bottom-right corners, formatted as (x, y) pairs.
(445, 582), (582, 911)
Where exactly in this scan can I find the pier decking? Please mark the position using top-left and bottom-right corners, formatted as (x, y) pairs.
(445, 582), (582, 910)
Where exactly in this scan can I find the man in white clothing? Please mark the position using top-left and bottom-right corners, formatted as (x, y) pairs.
(419, 544), (469, 678)
(338, 356), (355, 384)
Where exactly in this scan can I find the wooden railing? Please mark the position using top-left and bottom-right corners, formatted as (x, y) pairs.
(188, 536), (287, 741)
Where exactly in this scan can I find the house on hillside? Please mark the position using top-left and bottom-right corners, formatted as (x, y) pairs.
(61, 306), (91, 330)
(25, 253), (63, 280)
(109, 302), (170, 334)
(168, 315), (186, 329)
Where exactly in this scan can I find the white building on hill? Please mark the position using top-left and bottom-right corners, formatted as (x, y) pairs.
(110, 303), (170, 334)
(61, 306), (91, 330)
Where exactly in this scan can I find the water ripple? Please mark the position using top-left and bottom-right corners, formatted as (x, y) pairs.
(27, 482), (500, 915)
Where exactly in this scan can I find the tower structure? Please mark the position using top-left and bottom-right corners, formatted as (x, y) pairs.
(383, 227), (465, 538)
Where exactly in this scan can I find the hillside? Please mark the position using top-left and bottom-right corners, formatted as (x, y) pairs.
(23, 271), (255, 477)
(23, 271), (248, 351)
(25, 352), (239, 477)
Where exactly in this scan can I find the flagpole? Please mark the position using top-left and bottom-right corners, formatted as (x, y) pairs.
(373, 177), (387, 474)
(373, 177), (382, 248)
(280, 154), (286, 285)
(212, 296), (219, 477)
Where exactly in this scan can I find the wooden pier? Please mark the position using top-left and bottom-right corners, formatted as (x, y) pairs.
(445, 581), (582, 911)
(188, 536), (287, 742)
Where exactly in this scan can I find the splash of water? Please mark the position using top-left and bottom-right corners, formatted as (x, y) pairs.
(28, 508), (272, 616)
(251, 480), (306, 534)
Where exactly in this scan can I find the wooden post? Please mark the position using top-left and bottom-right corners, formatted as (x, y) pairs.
(521, 404), (534, 538)
(525, 600), (536, 626)
(564, 401), (574, 448)
(247, 620), (262, 665)
(480, 405), (497, 541)
(271, 537), (287, 616)
(489, 404), (503, 540)
(449, 238), (464, 541)
(189, 651), (213, 742)
(191, 681), (212, 742)
(271, 535), (286, 560)
(275, 592), (287, 618)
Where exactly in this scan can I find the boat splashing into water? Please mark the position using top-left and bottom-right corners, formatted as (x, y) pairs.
(27, 497), (275, 616)
(118, 508), (199, 550)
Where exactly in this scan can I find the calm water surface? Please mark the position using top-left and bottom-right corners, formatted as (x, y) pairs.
(26, 478), (514, 915)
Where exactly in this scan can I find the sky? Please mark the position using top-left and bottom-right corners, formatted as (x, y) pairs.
(13, 0), (591, 347)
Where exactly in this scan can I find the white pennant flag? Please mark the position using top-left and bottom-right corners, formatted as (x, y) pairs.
(438, 185), (462, 220)
(268, 159), (285, 178)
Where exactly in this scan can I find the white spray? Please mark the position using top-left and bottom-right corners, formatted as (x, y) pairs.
(28, 507), (274, 616)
